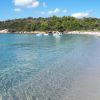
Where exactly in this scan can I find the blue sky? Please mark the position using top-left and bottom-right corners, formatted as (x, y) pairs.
(0, 0), (100, 20)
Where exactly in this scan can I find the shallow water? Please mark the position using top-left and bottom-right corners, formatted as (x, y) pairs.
(0, 34), (100, 100)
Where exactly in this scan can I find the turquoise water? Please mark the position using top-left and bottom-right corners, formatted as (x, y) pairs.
(0, 34), (100, 100)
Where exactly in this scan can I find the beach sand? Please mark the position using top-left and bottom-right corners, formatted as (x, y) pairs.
(67, 31), (100, 36)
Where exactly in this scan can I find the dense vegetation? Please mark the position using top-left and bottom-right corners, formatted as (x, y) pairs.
(0, 16), (100, 32)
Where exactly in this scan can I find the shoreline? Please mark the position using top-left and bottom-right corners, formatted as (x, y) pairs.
(0, 29), (100, 36)
(67, 31), (100, 36)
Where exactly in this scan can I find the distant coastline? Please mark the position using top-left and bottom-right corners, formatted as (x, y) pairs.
(0, 16), (100, 35)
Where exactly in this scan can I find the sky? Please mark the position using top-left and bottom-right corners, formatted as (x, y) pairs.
(0, 0), (100, 20)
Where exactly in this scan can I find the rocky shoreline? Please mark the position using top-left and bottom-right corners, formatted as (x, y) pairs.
(0, 29), (100, 36)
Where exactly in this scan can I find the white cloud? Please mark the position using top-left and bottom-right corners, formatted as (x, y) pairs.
(14, 0), (40, 8)
(43, 2), (46, 7)
(41, 11), (45, 15)
(41, 8), (67, 16)
(54, 8), (60, 13)
(48, 8), (60, 14)
(71, 12), (89, 18)
(13, 8), (21, 12)
(63, 9), (67, 13)
(48, 11), (53, 14)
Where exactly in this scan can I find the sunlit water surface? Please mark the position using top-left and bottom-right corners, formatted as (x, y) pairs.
(0, 34), (100, 100)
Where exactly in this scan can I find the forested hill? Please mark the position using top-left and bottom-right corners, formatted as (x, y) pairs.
(0, 16), (100, 32)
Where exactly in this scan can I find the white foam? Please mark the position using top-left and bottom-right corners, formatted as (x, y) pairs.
(43, 34), (48, 36)
(53, 34), (61, 38)
(36, 34), (42, 36)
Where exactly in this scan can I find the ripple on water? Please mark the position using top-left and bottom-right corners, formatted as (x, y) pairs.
(0, 34), (100, 100)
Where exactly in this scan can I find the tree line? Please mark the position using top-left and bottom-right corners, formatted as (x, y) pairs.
(0, 16), (100, 32)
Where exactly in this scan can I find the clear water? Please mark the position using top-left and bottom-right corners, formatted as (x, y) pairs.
(0, 34), (100, 100)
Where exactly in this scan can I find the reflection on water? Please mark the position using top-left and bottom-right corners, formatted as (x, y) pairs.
(0, 34), (100, 100)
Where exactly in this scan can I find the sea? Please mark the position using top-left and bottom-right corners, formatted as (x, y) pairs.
(0, 34), (100, 100)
